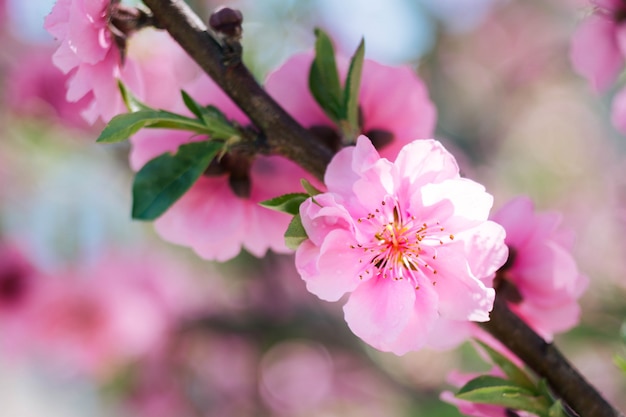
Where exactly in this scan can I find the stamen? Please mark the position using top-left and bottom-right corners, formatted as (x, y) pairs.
(356, 199), (450, 289)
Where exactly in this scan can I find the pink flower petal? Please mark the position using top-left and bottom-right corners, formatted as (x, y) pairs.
(44, 0), (71, 38)
(394, 139), (460, 185)
(463, 220), (509, 281)
(299, 229), (365, 302)
(491, 196), (536, 248)
(344, 274), (438, 355)
(421, 178), (493, 222)
(359, 61), (436, 159)
(612, 85), (626, 134)
(155, 176), (246, 262)
(265, 52), (332, 127)
(570, 14), (623, 92)
(432, 241), (495, 322)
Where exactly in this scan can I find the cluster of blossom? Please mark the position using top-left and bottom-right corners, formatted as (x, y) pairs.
(571, 0), (626, 133)
(43, 0), (587, 355)
(40, 2), (596, 416)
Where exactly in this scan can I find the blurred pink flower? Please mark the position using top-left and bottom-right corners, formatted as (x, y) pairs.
(0, 244), (38, 316)
(570, 0), (626, 92)
(491, 196), (588, 340)
(570, 1), (626, 134)
(126, 331), (259, 417)
(28, 250), (196, 376)
(5, 46), (92, 129)
(0, 242), (44, 359)
(265, 52), (436, 159)
(611, 85), (626, 132)
(259, 341), (333, 413)
(130, 76), (311, 261)
(296, 136), (507, 354)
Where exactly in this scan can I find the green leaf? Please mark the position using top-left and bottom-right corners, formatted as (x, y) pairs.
(181, 91), (240, 140)
(259, 193), (309, 215)
(309, 28), (343, 122)
(181, 90), (205, 120)
(536, 378), (552, 399)
(118, 81), (152, 112)
(284, 214), (308, 250)
(301, 178), (323, 196)
(132, 141), (223, 220)
(548, 400), (567, 417)
(456, 375), (550, 416)
(475, 340), (536, 392)
(198, 105), (241, 140)
(342, 37), (365, 139)
(97, 110), (209, 143)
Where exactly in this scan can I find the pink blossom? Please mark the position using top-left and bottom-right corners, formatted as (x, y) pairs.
(490, 196), (588, 340)
(44, 0), (129, 123)
(130, 75), (312, 261)
(5, 46), (92, 129)
(27, 250), (195, 376)
(570, 1), (626, 134)
(43, 1), (197, 123)
(265, 52), (436, 159)
(0, 243), (38, 316)
(295, 136), (507, 355)
(570, 3), (626, 92)
(0, 242), (44, 359)
(611, 85), (626, 133)
(259, 341), (333, 413)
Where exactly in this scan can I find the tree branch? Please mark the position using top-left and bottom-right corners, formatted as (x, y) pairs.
(481, 294), (623, 417)
(141, 0), (332, 181)
(139, 1), (623, 416)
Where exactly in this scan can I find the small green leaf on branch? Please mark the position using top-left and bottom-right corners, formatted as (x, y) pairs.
(181, 90), (205, 120)
(301, 178), (323, 196)
(310, 28), (343, 122)
(132, 141), (223, 220)
(118, 81), (152, 112)
(342, 37), (365, 140)
(475, 340), (536, 391)
(284, 214), (308, 250)
(97, 110), (209, 143)
(181, 91), (241, 140)
(456, 375), (550, 416)
(548, 400), (567, 417)
(259, 193), (309, 215)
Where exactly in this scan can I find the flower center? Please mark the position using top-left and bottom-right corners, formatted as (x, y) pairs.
(351, 197), (454, 288)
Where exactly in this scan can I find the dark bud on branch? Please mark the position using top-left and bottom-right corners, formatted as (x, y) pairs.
(209, 7), (243, 40)
(209, 7), (244, 66)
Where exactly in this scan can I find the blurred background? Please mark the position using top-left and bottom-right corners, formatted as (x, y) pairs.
(1, 0), (626, 416)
